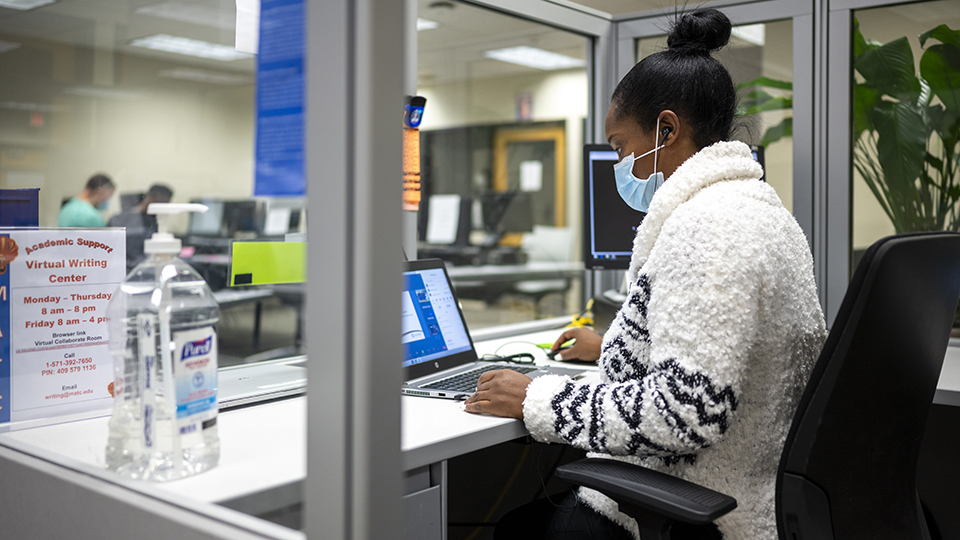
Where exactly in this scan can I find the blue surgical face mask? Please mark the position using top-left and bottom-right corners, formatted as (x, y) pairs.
(614, 119), (666, 213)
(97, 200), (109, 211)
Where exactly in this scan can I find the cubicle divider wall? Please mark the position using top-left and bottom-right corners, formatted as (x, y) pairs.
(3, 1), (958, 539)
(611, 0), (819, 315)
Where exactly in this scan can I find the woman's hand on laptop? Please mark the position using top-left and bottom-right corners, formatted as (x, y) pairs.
(464, 370), (532, 419)
(550, 328), (602, 362)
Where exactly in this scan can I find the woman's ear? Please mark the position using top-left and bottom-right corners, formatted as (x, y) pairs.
(657, 110), (681, 145)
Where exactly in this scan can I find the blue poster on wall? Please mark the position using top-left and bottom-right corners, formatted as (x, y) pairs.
(254, 0), (305, 197)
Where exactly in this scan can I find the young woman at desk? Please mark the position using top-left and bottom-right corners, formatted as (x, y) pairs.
(465, 8), (826, 540)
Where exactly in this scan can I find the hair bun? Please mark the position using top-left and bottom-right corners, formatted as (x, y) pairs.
(667, 9), (732, 54)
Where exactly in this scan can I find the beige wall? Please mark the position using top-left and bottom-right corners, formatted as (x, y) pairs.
(418, 68), (587, 258)
(0, 40), (255, 230)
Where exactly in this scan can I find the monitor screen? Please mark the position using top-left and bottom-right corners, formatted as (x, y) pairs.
(582, 145), (644, 269)
(120, 192), (145, 213)
(222, 201), (260, 235)
(582, 143), (767, 270)
(188, 200), (225, 235)
(402, 265), (473, 368)
(480, 191), (534, 234)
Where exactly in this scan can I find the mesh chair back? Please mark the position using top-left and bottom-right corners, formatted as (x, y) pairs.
(777, 233), (960, 539)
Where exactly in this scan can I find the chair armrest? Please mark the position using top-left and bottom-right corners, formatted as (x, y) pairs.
(555, 458), (737, 525)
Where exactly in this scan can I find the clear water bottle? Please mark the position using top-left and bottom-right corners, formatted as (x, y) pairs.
(105, 203), (220, 481)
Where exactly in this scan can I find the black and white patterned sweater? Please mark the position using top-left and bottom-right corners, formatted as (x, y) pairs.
(523, 141), (826, 540)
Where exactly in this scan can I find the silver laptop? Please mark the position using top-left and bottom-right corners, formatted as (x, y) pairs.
(402, 259), (585, 400)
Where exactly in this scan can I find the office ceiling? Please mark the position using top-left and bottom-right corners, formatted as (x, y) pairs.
(0, 0), (957, 83)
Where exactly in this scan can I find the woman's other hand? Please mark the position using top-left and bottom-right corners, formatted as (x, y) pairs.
(550, 327), (602, 362)
(464, 369), (532, 419)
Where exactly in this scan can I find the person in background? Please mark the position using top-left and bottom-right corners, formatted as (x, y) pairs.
(58, 173), (116, 227)
(465, 8), (826, 540)
(107, 183), (174, 271)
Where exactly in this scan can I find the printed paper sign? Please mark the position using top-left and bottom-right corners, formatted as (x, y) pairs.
(0, 229), (125, 424)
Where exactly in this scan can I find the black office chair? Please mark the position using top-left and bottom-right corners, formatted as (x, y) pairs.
(555, 232), (960, 540)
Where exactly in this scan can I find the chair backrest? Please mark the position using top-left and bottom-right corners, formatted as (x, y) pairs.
(777, 233), (960, 540)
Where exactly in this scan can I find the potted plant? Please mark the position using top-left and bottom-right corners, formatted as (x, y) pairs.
(853, 20), (960, 233)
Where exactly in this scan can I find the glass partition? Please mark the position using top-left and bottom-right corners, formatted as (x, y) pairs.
(416, 0), (589, 329)
(0, 1), (301, 366)
(851, 1), (960, 255)
(636, 19), (795, 210)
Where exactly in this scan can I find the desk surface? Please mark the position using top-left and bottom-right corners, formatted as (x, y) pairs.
(0, 328), (573, 505)
(446, 261), (583, 284)
(212, 288), (275, 308)
(5, 327), (960, 507)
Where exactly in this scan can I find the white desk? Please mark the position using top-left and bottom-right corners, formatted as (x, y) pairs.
(446, 262), (584, 284)
(935, 339), (960, 406)
(0, 328), (576, 532)
(6, 326), (959, 536)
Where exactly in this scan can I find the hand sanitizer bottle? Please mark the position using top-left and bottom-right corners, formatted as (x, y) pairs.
(105, 203), (221, 481)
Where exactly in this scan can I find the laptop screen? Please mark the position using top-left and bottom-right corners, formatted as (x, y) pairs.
(402, 264), (473, 369)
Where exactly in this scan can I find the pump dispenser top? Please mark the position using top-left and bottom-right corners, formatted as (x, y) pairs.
(144, 203), (207, 254)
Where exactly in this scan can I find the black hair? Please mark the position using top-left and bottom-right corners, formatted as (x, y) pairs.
(85, 173), (114, 192)
(146, 183), (174, 202)
(611, 8), (737, 149)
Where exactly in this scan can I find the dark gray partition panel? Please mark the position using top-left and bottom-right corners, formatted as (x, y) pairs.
(0, 443), (299, 540)
(614, 0), (821, 316)
(305, 0), (405, 538)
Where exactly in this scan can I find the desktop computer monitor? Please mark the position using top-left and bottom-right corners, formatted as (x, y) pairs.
(188, 200), (226, 236)
(222, 200), (260, 236)
(582, 144), (642, 269)
(480, 191), (534, 236)
(582, 143), (768, 270)
(261, 198), (304, 236)
(120, 192), (145, 213)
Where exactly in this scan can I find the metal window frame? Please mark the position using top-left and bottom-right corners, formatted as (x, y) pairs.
(12, 0), (927, 536)
(305, 2), (614, 539)
(822, 0), (942, 323)
(612, 0), (824, 316)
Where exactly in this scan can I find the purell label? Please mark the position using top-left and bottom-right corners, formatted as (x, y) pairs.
(181, 336), (212, 360)
(172, 326), (218, 431)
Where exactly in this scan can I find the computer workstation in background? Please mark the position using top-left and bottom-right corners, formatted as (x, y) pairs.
(582, 144), (765, 332)
(176, 198), (306, 360)
(419, 190), (533, 266)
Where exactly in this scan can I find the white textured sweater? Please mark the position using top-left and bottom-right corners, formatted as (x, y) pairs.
(523, 141), (826, 540)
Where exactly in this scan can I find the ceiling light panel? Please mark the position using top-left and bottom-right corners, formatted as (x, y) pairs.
(0, 40), (21, 53)
(159, 67), (252, 85)
(417, 18), (439, 31)
(0, 0), (56, 10)
(136, 1), (234, 29)
(483, 46), (585, 70)
(131, 34), (252, 61)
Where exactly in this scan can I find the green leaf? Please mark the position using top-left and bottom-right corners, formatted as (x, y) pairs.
(920, 44), (960, 114)
(920, 24), (960, 50)
(854, 18), (880, 57)
(761, 117), (792, 147)
(744, 96), (793, 116)
(855, 36), (922, 101)
(736, 76), (793, 91)
(741, 88), (776, 105)
(854, 84), (880, 140)
(928, 103), (960, 141)
(873, 101), (928, 193)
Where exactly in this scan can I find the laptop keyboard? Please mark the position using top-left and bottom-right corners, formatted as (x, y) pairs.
(429, 364), (539, 393)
